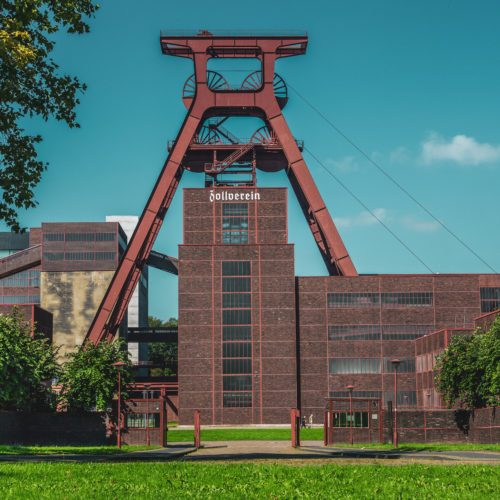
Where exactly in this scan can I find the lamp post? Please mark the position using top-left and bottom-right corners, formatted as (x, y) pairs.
(391, 359), (401, 448)
(113, 361), (126, 449)
(346, 384), (354, 446)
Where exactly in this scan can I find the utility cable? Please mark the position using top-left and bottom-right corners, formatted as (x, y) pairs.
(304, 146), (435, 273)
(289, 84), (498, 273)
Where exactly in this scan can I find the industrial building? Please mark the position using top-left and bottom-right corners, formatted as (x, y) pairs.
(1, 31), (499, 432)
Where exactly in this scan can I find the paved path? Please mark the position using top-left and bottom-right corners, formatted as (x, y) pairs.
(179, 440), (500, 464)
(0, 444), (196, 463)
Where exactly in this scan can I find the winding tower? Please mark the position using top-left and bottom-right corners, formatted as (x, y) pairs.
(85, 31), (357, 345)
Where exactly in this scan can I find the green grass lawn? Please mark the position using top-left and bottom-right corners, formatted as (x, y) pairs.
(0, 463), (497, 498)
(0, 445), (158, 456)
(166, 427), (500, 451)
(167, 427), (322, 442)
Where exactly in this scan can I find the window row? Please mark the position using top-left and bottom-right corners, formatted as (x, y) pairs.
(43, 252), (116, 261)
(328, 324), (435, 341)
(0, 295), (40, 304)
(329, 357), (415, 374)
(223, 293), (251, 308)
(327, 292), (433, 308)
(329, 390), (417, 406)
(0, 270), (40, 288)
(44, 232), (116, 242)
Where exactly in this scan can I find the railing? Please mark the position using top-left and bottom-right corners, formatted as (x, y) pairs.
(160, 30), (307, 38)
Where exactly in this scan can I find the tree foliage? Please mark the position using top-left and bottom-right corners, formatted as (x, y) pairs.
(435, 316), (500, 409)
(0, 1), (98, 230)
(147, 316), (177, 376)
(58, 340), (132, 412)
(0, 309), (59, 411)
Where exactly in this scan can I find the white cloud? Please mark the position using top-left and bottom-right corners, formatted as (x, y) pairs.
(336, 209), (439, 233)
(389, 146), (411, 164)
(325, 156), (359, 173)
(336, 208), (388, 229)
(421, 133), (500, 166)
(400, 216), (440, 232)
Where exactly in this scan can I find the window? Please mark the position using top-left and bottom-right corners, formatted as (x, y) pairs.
(381, 292), (433, 307)
(95, 252), (116, 261)
(43, 233), (64, 241)
(223, 375), (252, 391)
(0, 270), (40, 288)
(223, 326), (252, 341)
(383, 358), (415, 373)
(223, 293), (251, 308)
(126, 413), (160, 428)
(66, 232), (95, 242)
(43, 252), (64, 261)
(329, 358), (381, 374)
(330, 390), (382, 399)
(223, 392), (252, 408)
(65, 252), (94, 260)
(0, 295), (40, 304)
(329, 325), (381, 341)
(327, 293), (379, 308)
(223, 358), (252, 374)
(222, 203), (249, 244)
(327, 292), (433, 308)
(95, 232), (116, 241)
(223, 342), (251, 357)
(332, 412), (369, 428)
(222, 261), (251, 276)
(222, 260), (252, 408)
(480, 287), (500, 313)
(223, 309), (251, 325)
(381, 324), (434, 340)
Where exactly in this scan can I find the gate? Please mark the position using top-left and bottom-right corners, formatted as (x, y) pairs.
(324, 397), (383, 445)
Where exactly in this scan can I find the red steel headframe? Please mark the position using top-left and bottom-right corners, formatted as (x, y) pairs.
(85, 31), (357, 345)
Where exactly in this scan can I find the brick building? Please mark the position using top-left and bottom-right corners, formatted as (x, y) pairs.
(177, 185), (500, 425)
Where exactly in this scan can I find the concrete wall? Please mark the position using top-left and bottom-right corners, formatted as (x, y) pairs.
(41, 271), (114, 359)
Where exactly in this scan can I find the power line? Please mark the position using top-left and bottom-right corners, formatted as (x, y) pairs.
(289, 84), (498, 273)
(303, 146), (435, 274)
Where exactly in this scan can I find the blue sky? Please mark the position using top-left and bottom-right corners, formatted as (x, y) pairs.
(5, 0), (500, 319)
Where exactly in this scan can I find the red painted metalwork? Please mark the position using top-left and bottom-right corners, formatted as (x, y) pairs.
(85, 32), (357, 345)
(194, 409), (201, 448)
(291, 408), (301, 447)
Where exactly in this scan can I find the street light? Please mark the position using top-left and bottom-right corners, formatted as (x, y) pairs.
(113, 361), (126, 449)
(346, 385), (354, 446)
(391, 359), (401, 448)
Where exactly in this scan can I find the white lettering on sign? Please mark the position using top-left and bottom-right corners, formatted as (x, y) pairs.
(209, 190), (261, 202)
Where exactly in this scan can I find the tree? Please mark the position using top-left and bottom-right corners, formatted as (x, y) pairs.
(434, 316), (500, 409)
(58, 340), (132, 412)
(147, 316), (178, 376)
(0, 309), (59, 411)
(0, 1), (98, 231)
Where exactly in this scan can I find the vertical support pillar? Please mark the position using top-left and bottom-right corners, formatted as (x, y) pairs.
(194, 410), (201, 449)
(323, 411), (329, 446)
(291, 408), (300, 448)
